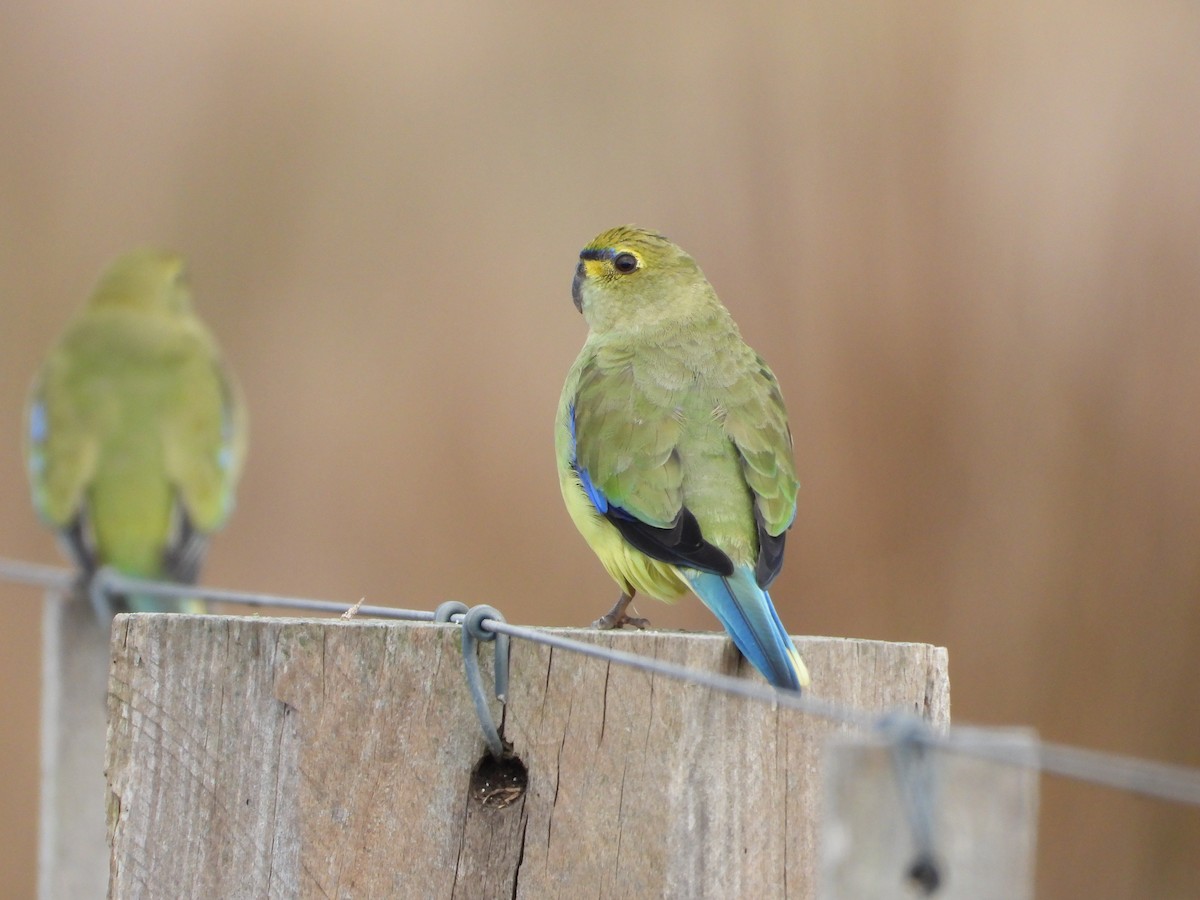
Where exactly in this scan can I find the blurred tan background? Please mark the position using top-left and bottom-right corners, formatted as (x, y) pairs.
(2, 1), (1198, 896)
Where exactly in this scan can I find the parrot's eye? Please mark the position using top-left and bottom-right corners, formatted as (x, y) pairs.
(613, 252), (639, 274)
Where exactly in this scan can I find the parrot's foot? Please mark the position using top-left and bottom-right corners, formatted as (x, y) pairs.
(593, 610), (651, 629)
(592, 593), (650, 630)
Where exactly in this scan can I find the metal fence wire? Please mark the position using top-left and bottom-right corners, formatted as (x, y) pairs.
(3, 555), (1199, 811)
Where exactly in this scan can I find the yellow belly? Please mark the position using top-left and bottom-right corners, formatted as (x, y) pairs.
(561, 471), (691, 601)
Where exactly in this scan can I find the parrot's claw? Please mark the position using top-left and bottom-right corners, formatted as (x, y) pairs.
(592, 592), (649, 630)
(592, 611), (650, 630)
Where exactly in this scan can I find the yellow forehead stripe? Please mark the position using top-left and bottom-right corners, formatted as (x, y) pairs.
(579, 245), (643, 276)
(582, 258), (609, 278)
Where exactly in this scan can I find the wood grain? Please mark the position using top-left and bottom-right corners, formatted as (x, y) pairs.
(107, 616), (948, 898)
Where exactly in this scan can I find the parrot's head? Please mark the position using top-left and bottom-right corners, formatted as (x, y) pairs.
(88, 248), (194, 317)
(572, 225), (719, 334)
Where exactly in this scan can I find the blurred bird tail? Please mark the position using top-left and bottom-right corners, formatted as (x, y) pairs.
(85, 568), (207, 621)
(685, 567), (810, 692)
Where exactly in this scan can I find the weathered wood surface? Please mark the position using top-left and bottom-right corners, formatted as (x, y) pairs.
(107, 616), (949, 899)
(819, 727), (1039, 899)
(40, 590), (110, 900)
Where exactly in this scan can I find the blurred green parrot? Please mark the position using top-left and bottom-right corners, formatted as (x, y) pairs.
(25, 248), (247, 617)
(556, 225), (809, 691)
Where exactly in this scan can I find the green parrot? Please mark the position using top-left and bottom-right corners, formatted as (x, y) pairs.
(556, 225), (809, 691)
(25, 248), (247, 616)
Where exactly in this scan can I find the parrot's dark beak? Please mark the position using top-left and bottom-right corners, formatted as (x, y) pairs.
(571, 261), (585, 313)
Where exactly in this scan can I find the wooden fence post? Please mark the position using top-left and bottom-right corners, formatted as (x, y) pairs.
(106, 616), (949, 899)
(819, 727), (1039, 899)
(40, 590), (110, 899)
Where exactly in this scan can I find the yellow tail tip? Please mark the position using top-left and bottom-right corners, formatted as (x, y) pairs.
(789, 647), (812, 689)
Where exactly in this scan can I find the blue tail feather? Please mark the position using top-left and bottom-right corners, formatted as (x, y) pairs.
(685, 567), (807, 692)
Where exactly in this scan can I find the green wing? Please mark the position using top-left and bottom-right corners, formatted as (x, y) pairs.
(25, 362), (97, 530)
(719, 353), (798, 586)
(163, 353), (246, 533)
(566, 341), (736, 576)
(571, 342), (684, 528)
(722, 353), (798, 537)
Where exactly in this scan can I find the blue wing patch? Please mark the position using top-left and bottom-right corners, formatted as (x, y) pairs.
(27, 399), (47, 478)
(217, 373), (239, 474)
(29, 399), (47, 445)
(567, 403), (609, 514)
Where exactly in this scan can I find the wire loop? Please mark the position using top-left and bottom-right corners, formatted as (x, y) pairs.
(460, 604), (510, 758)
(463, 604), (510, 701)
(434, 600), (468, 623)
(878, 713), (942, 895)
